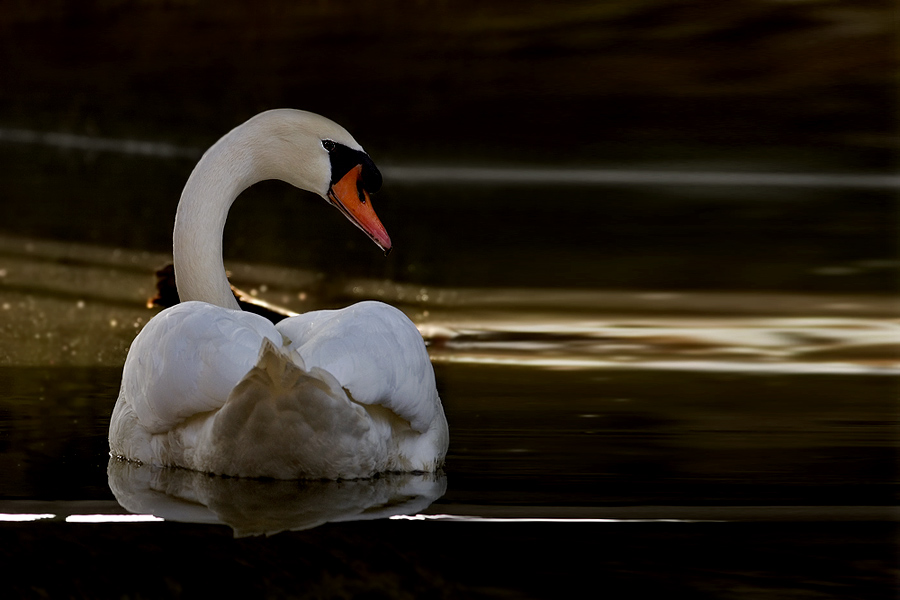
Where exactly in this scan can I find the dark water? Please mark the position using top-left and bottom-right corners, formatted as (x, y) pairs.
(1, 519), (896, 599)
(3, 364), (895, 506)
(1, 143), (897, 294)
(0, 145), (897, 600)
(0, 357), (898, 598)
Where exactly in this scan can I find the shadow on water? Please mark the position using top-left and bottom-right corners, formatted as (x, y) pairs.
(107, 459), (447, 537)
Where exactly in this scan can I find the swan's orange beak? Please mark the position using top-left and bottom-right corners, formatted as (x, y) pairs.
(327, 164), (392, 254)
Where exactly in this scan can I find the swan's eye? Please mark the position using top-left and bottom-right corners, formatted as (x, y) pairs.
(322, 140), (336, 152)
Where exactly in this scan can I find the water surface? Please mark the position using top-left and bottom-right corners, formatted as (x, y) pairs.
(0, 101), (897, 600)
(0, 231), (897, 597)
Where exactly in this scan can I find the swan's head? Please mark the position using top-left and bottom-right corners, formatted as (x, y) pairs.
(246, 109), (391, 252)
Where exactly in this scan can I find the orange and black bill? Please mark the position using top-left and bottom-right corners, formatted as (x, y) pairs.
(327, 165), (392, 253)
(325, 144), (391, 253)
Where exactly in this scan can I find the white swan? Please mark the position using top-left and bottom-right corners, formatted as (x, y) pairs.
(109, 109), (448, 479)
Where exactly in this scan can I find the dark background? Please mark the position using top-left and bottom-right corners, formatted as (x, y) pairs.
(1, 0), (896, 164)
(0, 1), (896, 291)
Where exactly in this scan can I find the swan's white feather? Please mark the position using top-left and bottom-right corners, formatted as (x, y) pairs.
(111, 300), (448, 479)
(122, 301), (283, 433)
(276, 301), (439, 433)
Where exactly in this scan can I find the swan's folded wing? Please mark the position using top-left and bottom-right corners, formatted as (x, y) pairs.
(276, 301), (439, 433)
(121, 301), (283, 433)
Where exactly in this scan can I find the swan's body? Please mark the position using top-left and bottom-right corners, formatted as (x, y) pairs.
(109, 109), (448, 479)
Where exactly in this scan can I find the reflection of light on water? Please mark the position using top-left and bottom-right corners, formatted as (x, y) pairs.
(0, 229), (896, 372)
(431, 354), (900, 375)
(1, 512), (165, 523)
(391, 514), (705, 523)
(4, 127), (899, 190)
(65, 514), (164, 523)
(382, 166), (900, 189)
(0, 513), (55, 522)
(0, 128), (200, 159)
(395, 507), (899, 523)
(420, 310), (900, 375)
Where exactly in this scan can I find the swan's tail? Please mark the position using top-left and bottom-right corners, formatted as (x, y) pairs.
(194, 339), (385, 478)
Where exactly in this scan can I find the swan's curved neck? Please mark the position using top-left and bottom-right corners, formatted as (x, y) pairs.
(173, 125), (269, 310)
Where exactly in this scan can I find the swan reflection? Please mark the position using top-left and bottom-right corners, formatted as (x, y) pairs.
(108, 458), (446, 537)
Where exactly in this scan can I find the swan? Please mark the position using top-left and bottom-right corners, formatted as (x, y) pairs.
(109, 109), (448, 479)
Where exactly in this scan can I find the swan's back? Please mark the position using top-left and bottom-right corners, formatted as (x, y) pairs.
(110, 301), (448, 479)
(277, 301), (441, 432)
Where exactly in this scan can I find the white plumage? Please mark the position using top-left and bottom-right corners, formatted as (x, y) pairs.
(109, 110), (448, 479)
